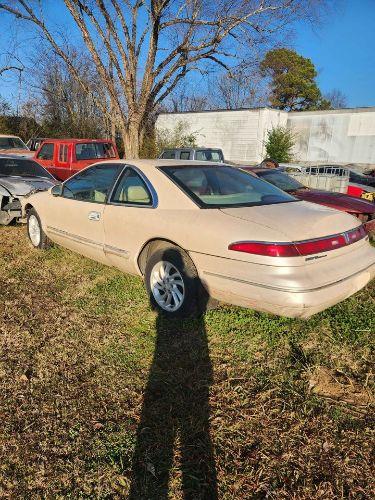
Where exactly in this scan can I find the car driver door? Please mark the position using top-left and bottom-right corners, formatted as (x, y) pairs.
(46, 163), (123, 264)
(103, 166), (158, 274)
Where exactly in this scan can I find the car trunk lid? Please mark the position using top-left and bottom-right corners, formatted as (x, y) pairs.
(220, 201), (360, 242)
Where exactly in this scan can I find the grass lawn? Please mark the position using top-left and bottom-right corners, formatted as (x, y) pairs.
(0, 225), (374, 499)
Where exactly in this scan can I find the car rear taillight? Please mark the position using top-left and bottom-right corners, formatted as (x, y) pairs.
(294, 234), (347, 256)
(229, 226), (367, 257)
(346, 225), (367, 243)
(228, 242), (300, 257)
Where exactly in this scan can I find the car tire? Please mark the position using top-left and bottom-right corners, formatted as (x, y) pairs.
(27, 208), (51, 250)
(145, 244), (205, 318)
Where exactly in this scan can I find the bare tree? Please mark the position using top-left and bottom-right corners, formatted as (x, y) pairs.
(324, 88), (348, 109)
(0, 0), (327, 157)
(212, 67), (270, 110)
(168, 87), (211, 112)
(0, 65), (23, 77)
(30, 50), (111, 139)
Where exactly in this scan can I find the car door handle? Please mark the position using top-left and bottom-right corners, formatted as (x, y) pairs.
(88, 211), (101, 221)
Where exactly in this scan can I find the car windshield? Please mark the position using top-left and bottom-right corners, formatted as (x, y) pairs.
(0, 137), (28, 149)
(256, 169), (305, 192)
(75, 142), (116, 160)
(349, 170), (375, 186)
(0, 158), (53, 178)
(161, 165), (297, 208)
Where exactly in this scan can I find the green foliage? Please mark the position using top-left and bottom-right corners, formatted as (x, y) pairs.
(260, 48), (331, 111)
(0, 96), (12, 135)
(156, 120), (198, 151)
(264, 126), (295, 162)
(0, 115), (41, 142)
(141, 120), (199, 158)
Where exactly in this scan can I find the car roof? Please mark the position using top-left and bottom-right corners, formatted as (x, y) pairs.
(162, 147), (221, 151)
(239, 165), (283, 174)
(0, 134), (22, 139)
(95, 159), (229, 169)
(0, 154), (34, 159)
(40, 138), (114, 144)
(279, 163), (303, 168)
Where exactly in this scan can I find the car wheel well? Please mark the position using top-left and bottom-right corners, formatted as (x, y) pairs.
(137, 238), (184, 275)
(24, 203), (34, 214)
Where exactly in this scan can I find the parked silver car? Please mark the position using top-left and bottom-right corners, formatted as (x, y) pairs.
(0, 155), (57, 225)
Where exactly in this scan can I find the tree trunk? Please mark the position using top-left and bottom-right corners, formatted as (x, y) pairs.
(122, 118), (143, 159)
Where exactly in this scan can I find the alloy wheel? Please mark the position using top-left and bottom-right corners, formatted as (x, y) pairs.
(28, 214), (41, 247)
(150, 260), (185, 312)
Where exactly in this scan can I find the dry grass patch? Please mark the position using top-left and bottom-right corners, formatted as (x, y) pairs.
(0, 225), (374, 498)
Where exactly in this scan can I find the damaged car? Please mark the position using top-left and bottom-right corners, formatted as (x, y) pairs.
(0, 155), (57, 225)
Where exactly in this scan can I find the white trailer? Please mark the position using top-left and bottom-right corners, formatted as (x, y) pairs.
(288, 107), (375, 168)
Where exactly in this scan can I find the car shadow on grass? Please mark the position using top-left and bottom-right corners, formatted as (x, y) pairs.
(129, 276), (218, 499)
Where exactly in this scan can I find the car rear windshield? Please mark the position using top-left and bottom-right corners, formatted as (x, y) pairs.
(0, 137), (27, 149)
(195, 150), (224, 162)
(0, 158), (53, 178)
(161, 165), (297, 208)
(75, 142), (116, 160)
(256, 169), (305, 192)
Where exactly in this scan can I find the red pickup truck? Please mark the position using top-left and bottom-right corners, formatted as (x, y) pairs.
(34, 138), (119, 180)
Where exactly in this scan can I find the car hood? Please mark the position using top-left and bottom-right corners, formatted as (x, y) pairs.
(0, 176), (57, 196)
(293, 188), (375, 213)
(220, 201), (359, 242)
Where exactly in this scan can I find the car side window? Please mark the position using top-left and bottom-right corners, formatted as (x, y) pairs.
(63, 164), (122, 203)
(161, 151), (176, 159)
(111, 168), (152, 206)
(179, 151), (190, 160)
(37, 143), (54, 160)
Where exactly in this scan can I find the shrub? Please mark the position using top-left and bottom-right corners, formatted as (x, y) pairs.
(264, 126), (295, 163)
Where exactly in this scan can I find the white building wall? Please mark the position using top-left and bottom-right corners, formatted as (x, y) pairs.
(156, 107), (375, 167)
(287, 108), (375, 166)
(156, 108), (287, 163)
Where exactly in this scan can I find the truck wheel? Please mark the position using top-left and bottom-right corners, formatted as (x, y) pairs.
(27, 208), (51, 249)
(145, 244), (205, 318)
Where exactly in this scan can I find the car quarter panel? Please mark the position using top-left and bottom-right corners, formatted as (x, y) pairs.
(190, 236), (374, 296)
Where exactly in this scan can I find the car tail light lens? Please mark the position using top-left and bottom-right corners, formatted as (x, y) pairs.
(229, 226), (367, 257)
(294, 234), (347, 256)
(346, 225), (367, 242)
(228, 242), (299, 257)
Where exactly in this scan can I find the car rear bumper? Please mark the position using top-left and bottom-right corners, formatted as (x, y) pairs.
(191, 242), (375, 318)
(201, 262), (374, 318)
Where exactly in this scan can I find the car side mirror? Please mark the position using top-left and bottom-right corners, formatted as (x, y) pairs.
(51, 184), (63, 197)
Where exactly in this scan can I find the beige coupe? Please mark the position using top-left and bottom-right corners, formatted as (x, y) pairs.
(24, 160), (375, 318)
